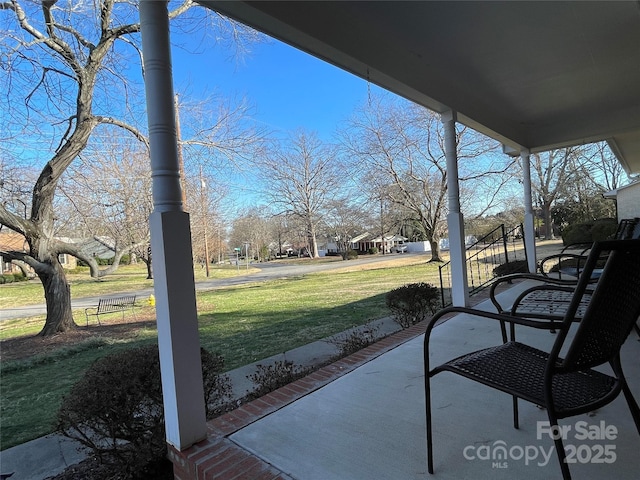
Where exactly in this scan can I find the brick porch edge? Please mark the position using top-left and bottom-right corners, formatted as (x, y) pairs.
(168, 320), (429, 480)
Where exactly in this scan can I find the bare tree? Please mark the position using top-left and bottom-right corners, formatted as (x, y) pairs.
(0, 0), (261, 335)
(323, 196), (368, 258)
(228, 209), (271, 262)
(60, 131), (154, 278)
(258, 131), (343, 258)
(585, 142), (627, 192)
(341, 94), (510, 261)
(549, 142), (625, 229)
(188, 168), (229, 273)
(529, 147), (585, 239)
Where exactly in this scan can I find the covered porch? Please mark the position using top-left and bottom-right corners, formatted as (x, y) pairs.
(136, 1), (640, 478)
(169, 281), (640, 479)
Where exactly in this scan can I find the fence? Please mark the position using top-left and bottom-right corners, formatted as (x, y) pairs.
(439, 224), (526, 307)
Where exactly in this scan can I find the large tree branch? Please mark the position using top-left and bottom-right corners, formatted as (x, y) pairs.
(0, 203), (34, 237)
(0, 249), (51, 275)
(95, 116), (150, 149)
(4, 0), (84, 76)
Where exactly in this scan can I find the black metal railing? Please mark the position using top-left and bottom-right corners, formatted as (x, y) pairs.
(439, 224), (526, 307)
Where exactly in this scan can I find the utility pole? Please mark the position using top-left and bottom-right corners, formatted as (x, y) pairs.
(200, 165), (210, 277)
(244, 241), (250, 270)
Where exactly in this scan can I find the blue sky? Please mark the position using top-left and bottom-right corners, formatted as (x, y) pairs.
(170, 35), (376, 142)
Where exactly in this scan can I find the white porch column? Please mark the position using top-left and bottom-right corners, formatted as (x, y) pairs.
(521, 149), (538, 273)
(140, 1), (207, 450)
(442, 110), (469, 306)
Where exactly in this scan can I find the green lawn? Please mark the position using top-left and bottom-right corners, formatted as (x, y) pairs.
(0, 257), (441, 450)
(0, 262), (259, 309)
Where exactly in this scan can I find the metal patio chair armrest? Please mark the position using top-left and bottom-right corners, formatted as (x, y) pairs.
(488, 272), (578, 314)
(425, 305), (563, 349)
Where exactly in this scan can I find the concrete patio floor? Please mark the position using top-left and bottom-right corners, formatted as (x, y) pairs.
(180, 281), (640, 479)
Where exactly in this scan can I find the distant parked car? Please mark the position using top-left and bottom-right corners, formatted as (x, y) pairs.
(393, 244), (407, 253)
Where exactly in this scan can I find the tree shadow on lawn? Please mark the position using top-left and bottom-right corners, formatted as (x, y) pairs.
(0, 291), (391, 366)
(0, 318), (159, 362)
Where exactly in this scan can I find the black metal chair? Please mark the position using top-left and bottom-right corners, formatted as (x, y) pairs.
(537, 217), (640, 280)
(489, 218), (640, 338)
(424, 239), (640, 480)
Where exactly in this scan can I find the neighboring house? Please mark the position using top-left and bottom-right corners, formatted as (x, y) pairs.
(0, 231), (117, 273)
(0, 230), (79, 272)
(75, 236), (116, 261)
(351, 233), (407, 254)
(0, 231), (31, 275)
(348, 232), (372, 252)
(604, 181), (640, 221)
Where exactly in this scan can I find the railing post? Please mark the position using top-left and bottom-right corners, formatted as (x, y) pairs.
(501, 224), (510, 264)
(439, 264), (446, 308)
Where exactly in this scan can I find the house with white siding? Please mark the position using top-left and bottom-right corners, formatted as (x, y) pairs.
(604, 181), (640, 222)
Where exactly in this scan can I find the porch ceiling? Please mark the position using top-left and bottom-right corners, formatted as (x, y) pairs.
(199, 1), (640, 174)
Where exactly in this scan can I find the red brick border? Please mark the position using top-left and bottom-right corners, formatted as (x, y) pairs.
(169, 320), (428, 479)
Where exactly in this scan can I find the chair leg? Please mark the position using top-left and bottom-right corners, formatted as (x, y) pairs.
(611, 356), (640, 434)
(512, 396), (519, 429)
(425, 373), (434, 474)
(547, 412), (572, 480)
(619, 376), (640, 435)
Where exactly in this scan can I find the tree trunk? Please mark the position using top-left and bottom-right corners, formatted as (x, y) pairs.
(38, 259), (77, 336)
(429, 239), (443, 262)
(308, 222), (320, 258)
(543, 202), (555, 240)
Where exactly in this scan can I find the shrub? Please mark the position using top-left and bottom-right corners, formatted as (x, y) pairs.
(344, 249), (359, 260)
(367, 247), (379, 255)
(590, 218), (618, 241)
(246, 360), (309, 400)
(57, 345), (232, 478)
(493, 260), (529, 277)
(385, 282), (440, 328)
(65, 266), (90, 274)
(562, 222), (593, 245)
(12, 272), (26, 282)
(561, 218), (617, 245)
(1, 274), (14, 284)
(326, 321), (380, 357)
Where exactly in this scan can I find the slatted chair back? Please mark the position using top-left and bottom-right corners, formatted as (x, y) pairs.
(628, 217), (640, 239)
(554, 239), (640, 372)
(614, 218), (636, 239)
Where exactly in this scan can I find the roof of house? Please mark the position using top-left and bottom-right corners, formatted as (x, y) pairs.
(604, 180), (640, 199)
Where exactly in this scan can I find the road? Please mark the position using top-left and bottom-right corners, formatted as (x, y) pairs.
(0, 253), (425, 321)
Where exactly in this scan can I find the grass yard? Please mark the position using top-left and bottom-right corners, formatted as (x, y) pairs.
(0, 255), (441, 450)
(0, 262), (259, 310)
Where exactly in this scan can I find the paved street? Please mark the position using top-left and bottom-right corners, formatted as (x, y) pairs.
(0, 253), (426, 321)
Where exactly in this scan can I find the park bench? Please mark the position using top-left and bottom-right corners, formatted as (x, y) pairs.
(84, 295), (137, 326)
